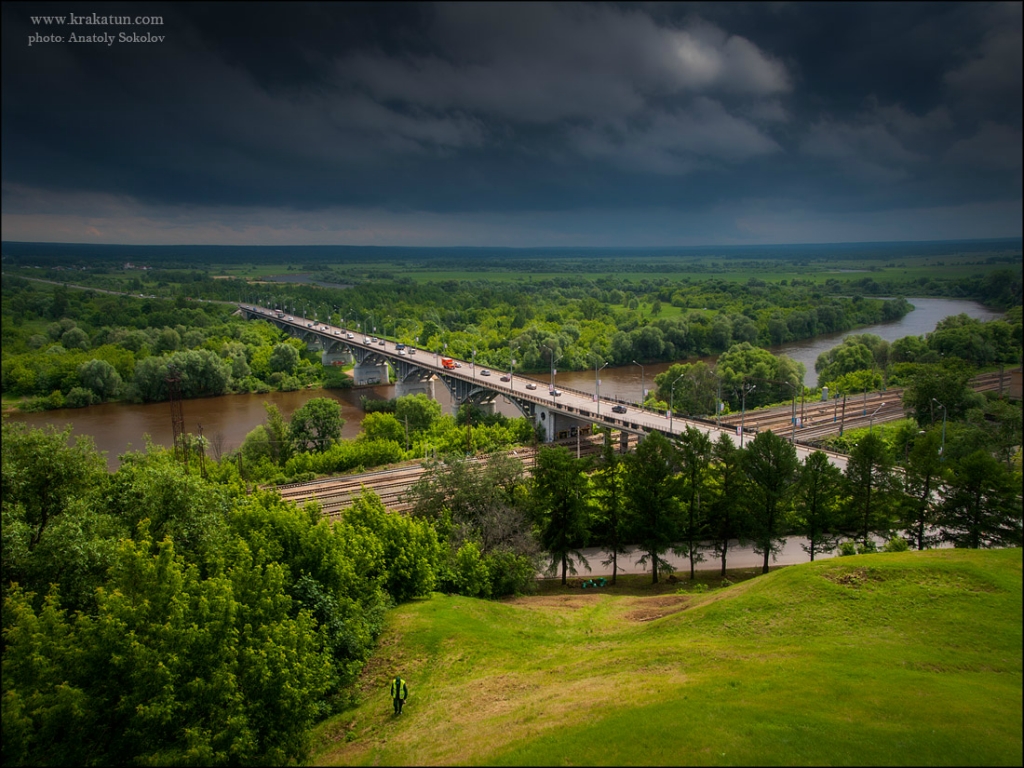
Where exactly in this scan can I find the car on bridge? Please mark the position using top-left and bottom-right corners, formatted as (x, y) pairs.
(550, 389), (562, 397)
(480, 369), (491, 376)
(612, 404), (628, 414)
(526, 382), (537, 390)
(500, 375), (510, 382)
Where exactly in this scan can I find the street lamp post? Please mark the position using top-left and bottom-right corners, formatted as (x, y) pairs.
(595, 361), (609, 414)
(510, 342), (519, 390)
(740, 383), (756, 448)
(632, 360), (645, 410)
(869, 402), (886, 432)
(669, 374), (685, 434)
(932, 398), (947, 460)
(543, 345), (562, 395)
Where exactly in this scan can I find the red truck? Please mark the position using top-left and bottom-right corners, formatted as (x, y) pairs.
(441, 357), (456, 370)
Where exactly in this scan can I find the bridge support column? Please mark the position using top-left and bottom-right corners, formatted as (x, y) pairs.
(322, 349), (353, 366)
(396, 378), (436, 400)
(532, 405), (590, 443)
(352, 361), (390, 386)
(619, 430), (630, 454)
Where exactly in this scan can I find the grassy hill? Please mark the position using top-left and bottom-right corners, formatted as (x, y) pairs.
(313, 549), (1022, 766)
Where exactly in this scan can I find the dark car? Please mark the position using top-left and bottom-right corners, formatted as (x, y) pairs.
(500, 375), (510, 382)
(612, 405), (628, 414)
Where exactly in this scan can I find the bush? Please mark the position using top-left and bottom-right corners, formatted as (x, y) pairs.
(857, 540), (878, 554)
(450, 541), (491, 598)
(485, 549), (538, 598)
(65, 387), (95, 408)
(838, 540), (858, 557)
(883, 536), (910, 552)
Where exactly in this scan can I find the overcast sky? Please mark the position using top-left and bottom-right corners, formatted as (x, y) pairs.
(2, 1), (1021, 247)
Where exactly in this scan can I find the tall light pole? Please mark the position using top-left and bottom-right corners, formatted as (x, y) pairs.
(543, 345), (562, 394)
(869, 402), (886, 432)
(510, 342), (519, 390)
(740, 382), (756, 448)
(632, 360), (645, 409)
(595, 361), (609, 414)
(932, 398), (947, 460)
(669, 373), (685, 434)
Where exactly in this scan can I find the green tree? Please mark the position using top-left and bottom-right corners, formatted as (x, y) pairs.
(269, 343), (299, 374)
(290, 397), (344, 453)
(793, 451), (844, 561)
(653, 362), (718, 417)
(743, 430), (798, 574)
(938, 450), (1022, 549)
(359, 412), (405, 444)
(843, 432), (899, 548)
(592, 436), (628, 584)
(902, 364), (981, 427)
(623, 431), (679, 583)
(394, 393), (442, 435)
(706, 433), (746, 575)
(532, 446), (591, 585)
(60, 327), (90, 351)
(263, 403), (293, 464)
(78, 358), (122, 400)
(1, 422), (108, 555)
(675, 426), (712, 579)
(900, 429), (946, 550)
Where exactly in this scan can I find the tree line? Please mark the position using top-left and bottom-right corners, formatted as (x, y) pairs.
(530, 425), (1021, 586)
(1, 279), (339, 410)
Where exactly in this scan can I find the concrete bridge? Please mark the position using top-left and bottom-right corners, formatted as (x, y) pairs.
(240, 304), (850, 470)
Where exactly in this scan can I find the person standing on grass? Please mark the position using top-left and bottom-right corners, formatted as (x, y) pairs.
(391, 674), (408, 715)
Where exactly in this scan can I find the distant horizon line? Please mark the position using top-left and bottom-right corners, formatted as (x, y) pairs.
(2, 235), (1021, 251)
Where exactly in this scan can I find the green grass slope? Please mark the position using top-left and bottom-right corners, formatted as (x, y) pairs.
(314, 549), (1022, 766)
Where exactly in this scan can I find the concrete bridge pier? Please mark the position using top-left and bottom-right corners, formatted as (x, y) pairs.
(396, 377), (436, 400)
(322, 349), (354, 366)
(533, 404), (592, 443)
(352, 361), (390, 386)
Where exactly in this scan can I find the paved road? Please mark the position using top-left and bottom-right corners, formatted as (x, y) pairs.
(565, 536), (951, 578)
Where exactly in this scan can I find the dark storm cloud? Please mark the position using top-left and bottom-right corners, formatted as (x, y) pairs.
(1, 1), (1020, 244)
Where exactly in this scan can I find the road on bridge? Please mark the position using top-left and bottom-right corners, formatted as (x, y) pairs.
(242, 303), (852, 471)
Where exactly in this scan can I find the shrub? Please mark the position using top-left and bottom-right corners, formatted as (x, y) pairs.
(450, 541), (491, 598)
(883, 536), (910, 552)
(485, 549), (538, 597)
(838, 540), (858, 557)
(65, 387), (95, 408)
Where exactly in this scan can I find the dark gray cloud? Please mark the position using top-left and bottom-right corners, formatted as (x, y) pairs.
(1, 1), (1020, 245)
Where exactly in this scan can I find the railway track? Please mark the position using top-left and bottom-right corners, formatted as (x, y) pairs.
(713, 369), (1013, 443)
(271, 432), (638, 518)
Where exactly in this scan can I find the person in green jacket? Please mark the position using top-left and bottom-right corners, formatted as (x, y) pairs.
(390, 675), (408, 715)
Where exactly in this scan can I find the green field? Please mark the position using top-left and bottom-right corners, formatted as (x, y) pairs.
(313, 549), (1023, 766)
